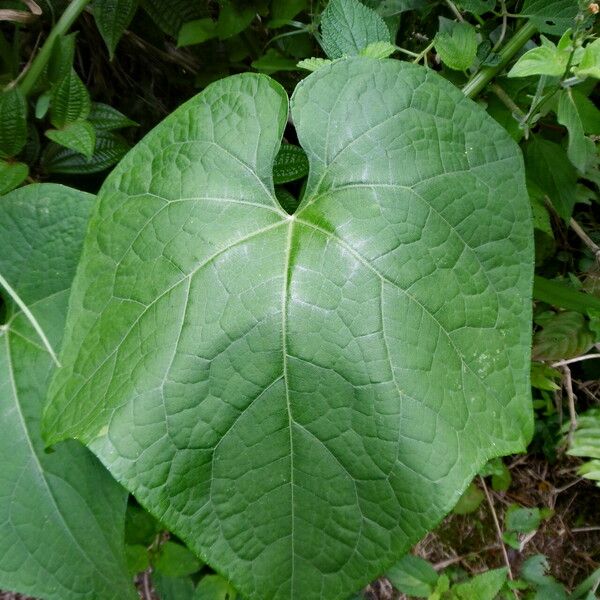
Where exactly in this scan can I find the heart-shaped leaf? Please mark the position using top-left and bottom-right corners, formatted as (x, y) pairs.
(0, 184), (136, 600)
(43, 58), (533, 600)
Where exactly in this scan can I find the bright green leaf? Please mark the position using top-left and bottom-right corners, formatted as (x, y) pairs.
(297, 57), (333, 71)
(568, 409), (600, 487)
(534, 275), (600, 313)
(153, 541), (203, 577)
(0, 184), (136, 600)
(574, 38), (600, 79)
(557, 88), (595, 173)
(507, 40), (568, 78)
(46, 120), (97, 157)
(125, 544), (150, 574)
(43, 59), (534, 600)
(530, 362), (562, 391)
(93, 0), (138, 59)
(50, 68), (91, 128)
(178, 18), (218, 47)
(359, 40), (396, 58)
(0, 88), (27, 158)
(321, 0), (391, 59)
(449, 568), (508, 600)
(386, 554), (438, 598)
(0, 160), (28, 195)
(194, 574), (238, 600)
(273, 144), (309, 184)
(434, 21), (478, 71)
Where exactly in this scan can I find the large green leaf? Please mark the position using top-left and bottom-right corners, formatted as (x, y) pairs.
(43, 58), (533, 600)
(0, 184), (136, 600)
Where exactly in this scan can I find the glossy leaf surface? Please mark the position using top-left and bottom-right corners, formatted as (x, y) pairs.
(44, 59), (533, 600)
(0, 184), (136, 600)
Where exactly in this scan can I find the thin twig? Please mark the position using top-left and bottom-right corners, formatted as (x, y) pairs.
(446, 0), (465, 21)
(572, 526), (600, 533)
(570, 218), (600, 265)
(492, 0), (508, 51)
(141, 569), (153, 600)
(0, 272), (60, 367)
(479, 476), (517, 594)
(552, 354), (600, 367)
(432, 544), (501, 570)
(562, 366), (577, 447)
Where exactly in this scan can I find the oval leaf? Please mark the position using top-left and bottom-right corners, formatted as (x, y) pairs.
(43, 59), (533, 600)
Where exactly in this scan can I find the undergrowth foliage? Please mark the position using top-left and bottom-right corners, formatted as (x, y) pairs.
(0, 1), (598, 600)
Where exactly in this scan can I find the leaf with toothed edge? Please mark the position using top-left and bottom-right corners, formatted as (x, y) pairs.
(43, 58), (533, 600)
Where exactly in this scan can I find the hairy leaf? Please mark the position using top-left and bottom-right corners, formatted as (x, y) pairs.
(50, 68), (91, 128)
(44, 59), (533, 600)
(88, 102), (138, 131)
(273, 144), (309, 184)
(434, 21), (477, 71)
(0, 184), (135, 600)
(321, 0), (390, 59)
(93, 0), (138, 59)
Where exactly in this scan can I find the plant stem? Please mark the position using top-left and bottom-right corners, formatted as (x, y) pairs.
(412, 39), (435, 65)
(18, 0), (91, 97)
(490, 82), (525, 118)
(462, 20), (537, 98)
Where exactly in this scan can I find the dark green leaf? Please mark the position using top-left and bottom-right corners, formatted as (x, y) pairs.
(532, 311), (594, 361)
(456, 0), (495, 15)
(43, 60), (534, 600)
(46, 120), (96, 157)
(88, 102), (138, 131)
(269, 0), (308, 27)
(273, 144), (309, 184)
(154, 573), (196, 600)
(140, 0), (208, 36)
(520, 0), (579, 35)
(452, 482), (484, 514)
(0, 160), (28, 195)
(505, 506), (541, 533)
(93, 0), (138, 58)
(125, 544), (150, 575)
(125, 503), (161, 545)
(321, 0), (391, 59)
(42, 130), (130, 174)
(524, 137), (578, 221)
(0, 184), (136, 600)
(217, 2), (256, 40)
(252, 49), (299, 74)
(153, 541), (203, 577)
(0, 88), (27, 158)
(47, 33), (76, 85)
(50, 68), (91, 128)
(194, 574), (238, 600)
(178, 18), (218, 46)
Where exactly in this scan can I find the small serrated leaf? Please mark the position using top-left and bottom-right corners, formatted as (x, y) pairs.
(297, 57), (332, 71)
(434, 21), (477, 71)
(50, 68), (91, 128)
(0, 88), (27, 158)
(46, 121), (96, 157)
(359, 40), (396, 58)
(321, 0), (391, 59)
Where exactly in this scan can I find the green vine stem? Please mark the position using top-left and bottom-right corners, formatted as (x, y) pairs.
(462, 20), (537, 98)
(18, 0), (91, 97)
